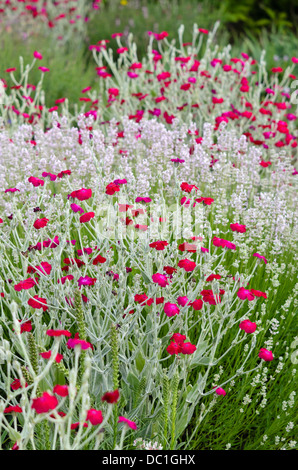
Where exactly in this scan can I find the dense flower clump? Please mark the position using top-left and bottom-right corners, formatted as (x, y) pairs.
(0, 22), (296, 451)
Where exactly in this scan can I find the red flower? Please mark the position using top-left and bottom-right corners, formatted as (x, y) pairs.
(92, 254), (107, 265)
(163, 266), (177, 275)
(40, 351), (64, 363)
(250, 289), (267, 299)
(46, 329), (71, 337)
(28, 295), (48, 311)
(80, 212), (95, 223)
(101, 389), (120, 404)
(166, 342), (181, 355)
(33, 218), (49, 229)
(149, 240), (168, 251)
(70, 188), (92, 201)
(86, 409), (103, 425)
(239, 320), (257, 334)
(178, 259), (196, 272)
(31, 392), (58, 414)
(106, 182), (120, 195)
(4, 405), (22, 414)
(181, 342), (196, 354)
(53, 385), (69, 397)
(14, 277), (38, 291)
(180, 182), (198, 193)
(78, 276), (97, 287)
(212, 237), (236, 250)
(20, 320), (32, 333)
(178, 242), (197, 253)
(71, 422), (88, 430)
(206, 274), (221, 282)
(190, 299), (203, 311)
(11, 379), (27, 390)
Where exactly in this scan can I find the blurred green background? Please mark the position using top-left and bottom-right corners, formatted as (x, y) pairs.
(1, 0), (297, 106)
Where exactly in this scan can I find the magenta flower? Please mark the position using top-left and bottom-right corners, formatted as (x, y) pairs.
(86, 409), (103, 426)
(253, 253), (268, 264)
(258, 348), (274, 362)
(164, 302), (180, 317)
(152, 273), (169, 287)
(230, 223), (246, 233)
(70, 203), (84, 214)
(178, 259), (196, 272)
(177, 296), (189, 307)
(33, 51), (43, 60)
(31, 392), (58, 414)
(215, 387), (226, 396)
(38, 66), (50, 73)
(118, 416), (137, 430)
(78, 276), (97, 287)
(237, 287), (255, 301)
(239, 319), (257, 334)
(67, 338), (92, 350)
(135, 196), (152, 203)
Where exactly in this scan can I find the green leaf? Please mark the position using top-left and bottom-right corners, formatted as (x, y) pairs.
(135, 351), (145, 373)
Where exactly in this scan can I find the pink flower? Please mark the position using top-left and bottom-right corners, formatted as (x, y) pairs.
(106, 182), (120, 195)
(215, 387), (226, 396)
(177, 296), (189, 307)
(31, 392), (58, 414)
(28, 176), (44, 187)
(258, 348), (274, 362)
(70, 203), (84, 214)
(86, 409), (103, 425)
(118, 416), (137, 430)
(67, 338), (92, 350)
(212, 237), (236, 250)
(230, 223), (246, 233)
(38, 66), (49, 73)
(78, 276), (97, 287)
(135, 196), (152, 203)
(164, 302), (180, 317)
(34, 51), (43, 60)
(237, 288), (255, 301)
(239, 320), (257, 334)
(152, 273), (169, 287)
(253, 253), (267, 264)
(178, 259), (196, 272)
